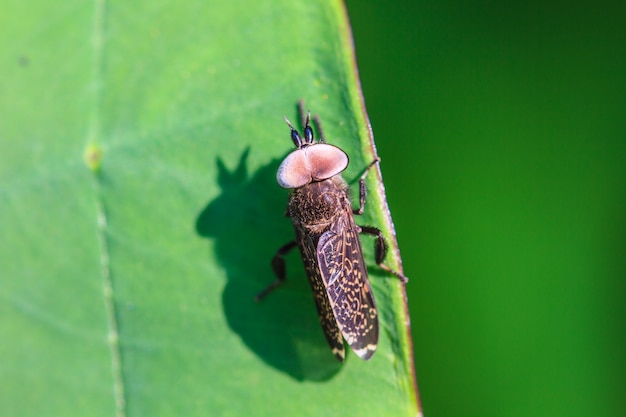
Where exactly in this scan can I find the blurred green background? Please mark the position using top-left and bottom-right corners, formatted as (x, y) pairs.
(345, 0), (626, 416)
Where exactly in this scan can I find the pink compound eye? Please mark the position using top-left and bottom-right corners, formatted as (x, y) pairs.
(306, 144), (349, 181)
(276, 149), (311, 189)
(276, 144), (349, 189)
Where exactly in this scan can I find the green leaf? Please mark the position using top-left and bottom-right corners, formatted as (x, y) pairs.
(0, 0), (419, 416)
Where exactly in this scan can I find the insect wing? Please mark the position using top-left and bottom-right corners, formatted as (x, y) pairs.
(317, 216), (379, 360)
(299, 232), (346, 361)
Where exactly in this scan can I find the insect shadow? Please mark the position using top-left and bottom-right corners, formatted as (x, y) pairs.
(195, 147), (343, 381)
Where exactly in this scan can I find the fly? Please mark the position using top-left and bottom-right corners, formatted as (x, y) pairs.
(256, 101), (407, 361)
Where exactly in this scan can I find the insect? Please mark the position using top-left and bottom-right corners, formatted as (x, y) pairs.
(256, 102), (407, 361)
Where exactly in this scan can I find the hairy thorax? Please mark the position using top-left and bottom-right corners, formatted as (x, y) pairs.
(288, 176), (350, 234)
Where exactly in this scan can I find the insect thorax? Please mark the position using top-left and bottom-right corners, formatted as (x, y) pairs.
(288, 176), (350, 233)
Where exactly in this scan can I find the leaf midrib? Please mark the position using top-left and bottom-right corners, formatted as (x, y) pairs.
(86, 0), (127, 416)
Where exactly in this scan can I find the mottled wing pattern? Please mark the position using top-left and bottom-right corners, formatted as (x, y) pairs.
(317, 216), (379, 360)
(299, 232), (346, 361)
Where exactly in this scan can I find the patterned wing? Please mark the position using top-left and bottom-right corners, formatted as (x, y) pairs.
(299, 232), (346, 361)
(317, 217), (379, 360)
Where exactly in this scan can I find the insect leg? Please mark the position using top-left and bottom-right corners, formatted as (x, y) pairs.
(255, 240), (298, 301)
(359, 226), (408, 283)
(312, 115), (326, 143)
(297, 100), (307, 129)
(353, 158), (380, 215)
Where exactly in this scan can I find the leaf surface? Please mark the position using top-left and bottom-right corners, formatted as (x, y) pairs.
(0, 1), (418, 416)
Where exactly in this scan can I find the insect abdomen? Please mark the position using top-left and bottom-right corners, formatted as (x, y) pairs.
(289, 176), (379, 360)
